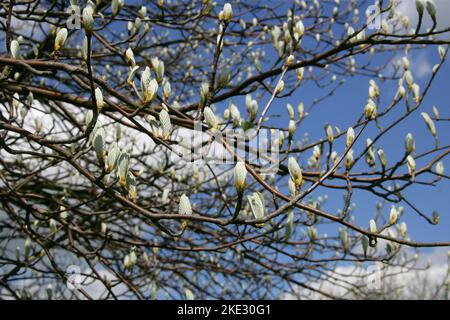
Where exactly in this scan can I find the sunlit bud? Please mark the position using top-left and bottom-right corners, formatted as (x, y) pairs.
(346, 127), (355, 148)
(138, 6), (147, 19)
(406, 155), (416, 178)
(10, 40), (20, 59)
(377, 148), (387, 167)
(144, 79), (159, 103)
(420, 112), (436, 137)
(325, 124), (334, 143)
(294, 20), (305, 38)
(203, 106), (218, 130)
(307, 226), (317, 241)
(276, 80), (285, 94)
(432, 105), (439, 119)
(106, 142), (120, 173)
(151, 57), (165, 83)
(438, 46), (445, 60)
(286, 104), (295, 120)
(200, 82), (209, 106)
(313, 145), (321, 160)
(288, 179), (296, 197)
(435, 161), (444, 176)
(54, 28), (68, 51)
(126, 172), (137, 199)
(296, 67), (305, 83)
(93, 127), (106, 159)
(365, 138), (376, 167)
(247, 193), (265, 225)
(404, 70), (413, 88)
(331, 151), (339, 165)
(288, 157), (303, 189)
(426, 0), (437, 23)
(412, 84), (420, 104)
(369, 86), (376, 100)
(402, 57), (410, 70)
(127, 65), (139, 85)
(163, 80), (171, 100)
(396, 84), (406, 99)
(346, 149), (354, 169)
(159, 109), (172, 140)
(219, 3), (233, 22)
(125, 48), (136, 66)
(286, 55), (294, 66)
(229, 103), (240, 126)
(117, 151), (130, 187)
(364, 99), (376, 120)
(94, 87), (104, 109)
(293, 103), (303, 121)
(369, 219), (377, 233)
(82, 7), (94, 33)
(278, 131), (285, 148)
(179, 194), (192, 215)
(405, 133), (415, 154)
(288, 120), (296, 137)
(389, 206), (398, 225)
(234, 161), (247, 193)
(369, 80), (379, 97)
(399, 221), (407, 237)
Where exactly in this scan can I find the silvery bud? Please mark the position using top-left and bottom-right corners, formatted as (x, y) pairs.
(346, 127), (355, 148)
(406, 155), (416, 179)
(247, 192), (265, 223)
(420, 112), (436, 137)
(218, 3), (233, 22)
(203, 107), (218, 130)
(296, 67), (305, 82)
(275, 80), (285, 94)
(369, 219), (377, 234)
(179, 194), (192, 215)
(286, 103), (295, 120)
(389, 206), (398, 225)
(234, 161), (247, 193)
(288, 157), (303, 189)
(125, 48), (136, 67)
(82, 7), (94, 33)
(94, 87), (104, 109)
(10, 40), (20, 59)
(412, 83), (420, 105)
(377, 148), (387, 167)
(288, 120), (296, 137)
(405, 133), (415, 154)
(159, 109), (172, 140)
(325, 124), (334, 143)
(399, 222), (407, 237)
(435, 161), (444, 176)
(54, 28), (68, 51)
